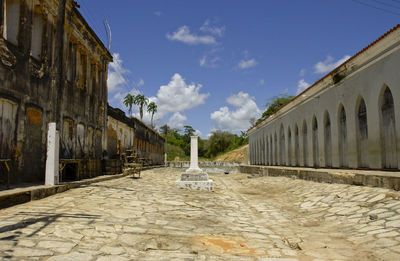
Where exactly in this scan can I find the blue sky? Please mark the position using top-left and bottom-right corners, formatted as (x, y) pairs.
(78, 0), (398, 137)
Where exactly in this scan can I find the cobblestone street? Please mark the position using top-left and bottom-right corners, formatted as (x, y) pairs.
(1, 168), (400, 260)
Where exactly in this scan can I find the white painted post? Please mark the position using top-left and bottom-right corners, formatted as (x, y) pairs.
(45, 123), (60, 185)
(164, 153), (167, 167)
(187, 136), (201, 172)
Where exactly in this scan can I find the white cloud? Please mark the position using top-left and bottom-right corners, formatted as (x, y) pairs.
(111, 88), (142, 114)
(297, 79), (310, 94)
(168, 112), (187, 129)
(259, 79), (265, 85)
(166, 26), (217, 45)
(200, 19), (225, 37)
(135, 78), (144, 87)
(154, 11), (162, 16)
(210, 91), (261, 132)
(112, 74), (209, 129)
(194, 129), (202, 137)
(299, 68), (306, 77)
(107, 53), (129, 93)
(199, 55), (220, 68)
(314, 55), (351, 74)
(154, 73), (209, 117)
(130, 74), (209, 128)
(237, 58), (257, 70)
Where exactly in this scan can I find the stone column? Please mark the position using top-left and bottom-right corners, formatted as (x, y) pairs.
(45, 123), (60, 185)
(175, 136), (213, 191)
(186, 136), (202, 173)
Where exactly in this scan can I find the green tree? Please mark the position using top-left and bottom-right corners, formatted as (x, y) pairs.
(262, 95), (294, 119)
(182, 125), (195, 155)
(133, 94), (149, 120)
(206, 131), (236, 158)
(147, 102), (158, 127)
(255, 95), (294, 126)
(123, 93), (135, 117)
(159, 124), (170, 137)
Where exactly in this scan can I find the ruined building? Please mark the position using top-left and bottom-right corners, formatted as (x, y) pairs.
(0, 0), (164, 186)
(249, 25), (400, 171)
(107, 105), (165, 165)
(0, 0), (112, 184)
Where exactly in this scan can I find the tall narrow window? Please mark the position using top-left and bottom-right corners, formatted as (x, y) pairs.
(67, 42), (73, 81)
(324, 112), (332, 167)
(288, 127), (292, 166)
(357, 99), (368, 168)
(31, 5), (43, 60)
(295, 125), (299, 166)
(4, 0), (20, 45)
(380, 87), (397, 169)
(303, 121), (308, 166)
(312, 117), (319, 168)
(280, 125), (285, 165)
(338, 105), (348, 167)
(80, 53), (88, 89)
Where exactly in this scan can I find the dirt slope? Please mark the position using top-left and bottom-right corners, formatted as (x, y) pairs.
(215, 144), (248, 163)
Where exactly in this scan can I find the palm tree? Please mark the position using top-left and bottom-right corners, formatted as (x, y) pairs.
(123, 94), (135, 117)
(133, 94), (149, 120)
(147, 102), (158, 127)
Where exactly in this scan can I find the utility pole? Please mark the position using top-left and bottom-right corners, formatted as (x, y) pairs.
(54, 0), (67, 126)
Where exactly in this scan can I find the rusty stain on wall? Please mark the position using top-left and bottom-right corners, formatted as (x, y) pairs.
(26, 107), (41, 125)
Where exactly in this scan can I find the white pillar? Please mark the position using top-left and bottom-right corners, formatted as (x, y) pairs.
(45, 123), (59, 185)
(187, 136), (201, 172)
(164, 153), (167, 167)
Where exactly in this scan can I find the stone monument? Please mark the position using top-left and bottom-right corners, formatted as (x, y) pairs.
(175, 136), (214, 191)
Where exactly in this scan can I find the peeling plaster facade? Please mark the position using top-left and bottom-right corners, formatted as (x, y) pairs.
(0, 0), (112, 184)
(249, 25), (400, 171)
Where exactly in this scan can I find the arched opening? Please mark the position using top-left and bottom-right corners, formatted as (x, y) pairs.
(280, 125), (286, 165)
(312, 116), (319, 168)
(338, 105), (348, 167)
(357, 98), (368, 168)
(380, 87), (398, 169)
(274, 133), (278, 165)
(269, 135), (273, 165)
(294, 124), (299, 166)
(288, 127), (292, 166)
(324, 112), (332, 167)
(260, 135), (264, 165)
(303, 121), (308, 167)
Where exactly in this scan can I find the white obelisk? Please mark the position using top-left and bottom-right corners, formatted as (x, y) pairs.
(175, 136), (213, 191)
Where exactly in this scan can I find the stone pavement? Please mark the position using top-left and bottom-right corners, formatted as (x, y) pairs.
(0, 168), (400, 260)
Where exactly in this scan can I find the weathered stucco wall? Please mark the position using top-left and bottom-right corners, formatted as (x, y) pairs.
(107, 105), (165, 165)
(0, 0), (112, 184)
(249, 25), (400, 171)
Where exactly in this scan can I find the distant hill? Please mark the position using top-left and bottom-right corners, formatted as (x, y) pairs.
(215, 144), (248, 164)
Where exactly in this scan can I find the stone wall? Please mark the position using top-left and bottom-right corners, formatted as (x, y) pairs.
(0, 0), (112, 184)
(249, 25), (400, 171)
(239, 165), (400, 191)
(168, 161), (240, 168)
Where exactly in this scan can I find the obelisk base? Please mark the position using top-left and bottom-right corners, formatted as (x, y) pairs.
(175, 169), (214, 191)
